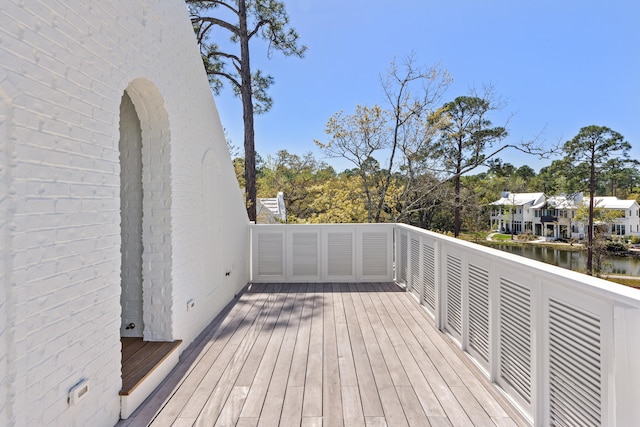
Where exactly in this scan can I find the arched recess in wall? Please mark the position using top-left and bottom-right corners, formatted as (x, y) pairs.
(120, 78), (174, 342)
(119, 92), (144, 338)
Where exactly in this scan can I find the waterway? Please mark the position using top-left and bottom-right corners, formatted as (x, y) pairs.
(492, 244), (640, 277)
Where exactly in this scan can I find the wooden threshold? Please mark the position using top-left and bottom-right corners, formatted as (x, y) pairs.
(120, 337), (182, 396)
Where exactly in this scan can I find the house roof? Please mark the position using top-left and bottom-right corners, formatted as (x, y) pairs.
(545, 193), (583, 210)
(491, 192), (545, 207)
(591, 197), (638, 209)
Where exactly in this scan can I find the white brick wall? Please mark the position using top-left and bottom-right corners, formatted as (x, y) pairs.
(1, 80), (14, 427)
(0, 1), (250, 426)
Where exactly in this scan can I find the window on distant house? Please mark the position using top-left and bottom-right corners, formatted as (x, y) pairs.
(614, 224), (626, 235)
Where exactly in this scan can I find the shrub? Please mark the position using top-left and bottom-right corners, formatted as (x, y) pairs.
(606, 242), (627, 253)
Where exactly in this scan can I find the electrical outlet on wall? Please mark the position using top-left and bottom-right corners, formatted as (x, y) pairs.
(187, 299), (195, 311)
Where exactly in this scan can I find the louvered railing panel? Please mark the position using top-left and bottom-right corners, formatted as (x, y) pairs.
(257, 233), (283, 276)
(446, 254), (462, 337)
(362, 231), (388, 276)
(399, 233), (408, 283)
(291, 232), (318, 277)
(422, 243), (436, 311)
(549, 298), (602, 427)
(468, 264), (490, 364)
(410, 238), (421, 296)
(499, 277), (532, 406)
(327, 232), (352, 276)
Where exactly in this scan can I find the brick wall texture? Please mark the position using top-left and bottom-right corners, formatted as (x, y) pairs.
(0, 1), (250, 426)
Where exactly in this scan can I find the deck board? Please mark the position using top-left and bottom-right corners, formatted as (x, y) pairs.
(121, 283), (529, 427)
(322, 283), (343, 427)
(342, 287), (384, 418)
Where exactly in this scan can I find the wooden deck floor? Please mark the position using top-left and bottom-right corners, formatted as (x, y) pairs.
(119, 283), (528, 426)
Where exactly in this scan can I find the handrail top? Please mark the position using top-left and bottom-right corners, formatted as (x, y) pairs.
(395, 222), (640, 308)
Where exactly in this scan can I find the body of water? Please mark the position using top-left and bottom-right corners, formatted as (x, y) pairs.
(493, 244), (640, 277)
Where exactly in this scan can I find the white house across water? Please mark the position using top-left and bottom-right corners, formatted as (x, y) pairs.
(490, 192), (640, 240)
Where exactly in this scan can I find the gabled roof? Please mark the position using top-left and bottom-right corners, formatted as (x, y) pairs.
(546, 193), (583, 210)
(491, 192), (545, 207)
(591, 197), (639, 210)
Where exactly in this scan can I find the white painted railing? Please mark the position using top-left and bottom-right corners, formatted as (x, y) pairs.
(250, 223), (640, 426)
(250, 224), (394, 283)
(396, 223), (640, 426)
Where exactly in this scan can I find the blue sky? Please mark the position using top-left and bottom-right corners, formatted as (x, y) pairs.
(213, 0), (640, 173)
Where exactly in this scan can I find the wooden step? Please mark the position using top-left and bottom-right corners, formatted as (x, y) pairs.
(120, 338), (182, 419)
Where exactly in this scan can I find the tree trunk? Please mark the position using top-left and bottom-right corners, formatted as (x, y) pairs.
(453, 142), (462, 237)
(238, 0), (256, 222)
(454, 174), (461, 237)
(587, 155), (596, 275)
(374, 114), (400, 223)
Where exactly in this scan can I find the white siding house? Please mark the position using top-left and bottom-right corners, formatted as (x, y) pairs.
(539, 195), (640, 240)
(590, 197), (640, 238)
(490, 192), (545, 234)
(491, 192), (640, 240)
(1, 1), (250, 425)
(537, 192), (583, 239)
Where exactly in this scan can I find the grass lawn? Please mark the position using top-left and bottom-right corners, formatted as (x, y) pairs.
(491, 233), (516, 241)
(606, 276), (640, 289)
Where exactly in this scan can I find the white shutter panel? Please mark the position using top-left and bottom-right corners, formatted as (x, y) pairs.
(548, 298), (602, 427)
(292, 232), (318, 277)
(422, 244), (436, 311)
(409, 238), (420, 296)
(499, 277), (532, 407)
(362, 231), (388, 276)
(257, 233), (283, 276)
(399, 234), (408, 283)
(468, 264), (490, 364)
(445, 255), (462, 337)
(327, 232), (352, 276)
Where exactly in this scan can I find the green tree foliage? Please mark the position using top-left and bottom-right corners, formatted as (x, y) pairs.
(433, 95), (508, 236)
(483, 160), (535, 197)
(301, 175), (370, 224)
(315, 105), (389, 222)
(602, 161), (640, 198)
(187, 0), (306, 221)
(514, 165), (536, 182)
(574, 202), (625, 276)
(316, 55), (451, 223)
(227, 146), (640, 241)
(486, 158), (516, 177)
(529, 158), (585, 194)
(563, 125), (633, 275)
(257, 150), (335, 220)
